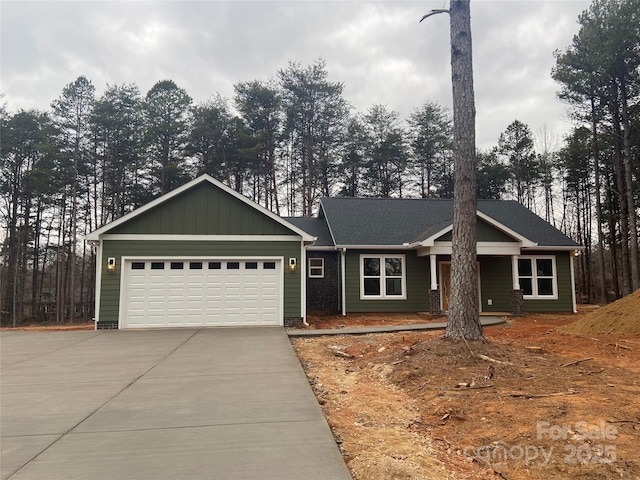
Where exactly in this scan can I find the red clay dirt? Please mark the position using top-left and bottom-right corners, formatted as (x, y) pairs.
(293, 303), (640, 480)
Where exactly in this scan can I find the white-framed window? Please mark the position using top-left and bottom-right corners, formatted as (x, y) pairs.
(308, 257), (324, 278)
(360, 254), (406, 299)
(518, 256), (557, 299)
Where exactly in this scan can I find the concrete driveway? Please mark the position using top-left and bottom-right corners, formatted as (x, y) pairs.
(0, 328), (351, 480)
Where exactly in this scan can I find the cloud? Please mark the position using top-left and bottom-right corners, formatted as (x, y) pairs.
(0, 0), (590, 149)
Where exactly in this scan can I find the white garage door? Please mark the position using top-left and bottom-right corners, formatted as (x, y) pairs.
(121, 258), (282, 328)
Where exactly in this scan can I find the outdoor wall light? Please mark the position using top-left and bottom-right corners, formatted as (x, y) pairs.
(107, 257), (116, 271)
(289, 258), (297, 271)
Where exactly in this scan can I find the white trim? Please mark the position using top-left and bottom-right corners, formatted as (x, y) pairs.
(517, 255), (558, 300)
(429, 254), (438, 290)
(98, 234), (303, 242)
(340, 248), (347, 316)
(521, 245), (584, 251)
(118, 255), (285, 329)
(359, 254), (407, 300)
(86, 174), (315, 242)
(93, 240), (103, 328)
(300, 240), (308, 325)
(308, 257), (325, 278)
(570, 251), (578, 313)
(511, 255), (520, 290)
(476, 211), (537, 247)
(336, 244), (413, 250)
(418, 242), (522, 256)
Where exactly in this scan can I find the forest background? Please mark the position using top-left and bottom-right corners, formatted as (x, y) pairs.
(1, 0), (638, 326)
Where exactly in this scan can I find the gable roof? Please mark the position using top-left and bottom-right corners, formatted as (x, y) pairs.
(316, 197), (580, 249)
(283, 217), (334, 247)
(86, 174), (315, 242)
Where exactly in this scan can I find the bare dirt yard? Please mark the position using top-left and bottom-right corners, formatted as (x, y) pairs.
(293, 297), (640, 479)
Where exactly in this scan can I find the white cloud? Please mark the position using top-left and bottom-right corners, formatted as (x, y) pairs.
(0, 0), (591, 149)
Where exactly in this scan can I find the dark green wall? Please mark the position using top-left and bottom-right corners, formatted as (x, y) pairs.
(110, 182), (294, 235)
(479, 251), (574, 312)
(344, 250), (431, 312)
(99, 240), (303, 323)
(436, 218), (519, 243)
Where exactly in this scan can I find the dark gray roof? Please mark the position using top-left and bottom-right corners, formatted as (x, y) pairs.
(315, 197), (579, 248)
(283, 217), (335, 246)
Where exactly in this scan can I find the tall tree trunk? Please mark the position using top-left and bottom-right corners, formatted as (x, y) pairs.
(590, 102), (607, 303)
(611, 105), (632, 295)
(445, 0), (483, 341)
(619, 78), (640, 291)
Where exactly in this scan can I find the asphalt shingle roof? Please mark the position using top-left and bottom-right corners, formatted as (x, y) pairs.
(309, 197), (579, 248)
(283, 216), (335, 246)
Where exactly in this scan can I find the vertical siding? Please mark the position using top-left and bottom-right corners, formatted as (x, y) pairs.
(479, 251), (574, 313)
(110, 183), (294, 235)
(344, 250), (430, 313)
(99, 240), (302, 323)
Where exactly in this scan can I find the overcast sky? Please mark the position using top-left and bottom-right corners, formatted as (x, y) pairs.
(1, 0), (591, 150)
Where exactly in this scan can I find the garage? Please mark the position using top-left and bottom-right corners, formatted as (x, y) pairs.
(121, 258), (282, 328)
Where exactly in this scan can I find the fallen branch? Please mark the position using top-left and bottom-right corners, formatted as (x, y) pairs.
(609, 343), (631, 350)
(608, 419), (640, 424)
(561, 357), (593, 367)
(477, 354), (513, 365)
(452, 384), (494, 391)
(508, 389), (578, 399)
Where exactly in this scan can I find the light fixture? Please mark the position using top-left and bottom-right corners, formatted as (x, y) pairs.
(107, 257), (116, 271)
(289, 258), (297, 272)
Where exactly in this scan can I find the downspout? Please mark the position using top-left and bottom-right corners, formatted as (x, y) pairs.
(93, 239), (103, 330)
(301, 239), (309, 326)
(340, 248), (347, 316)
(570, 250), (578, 314)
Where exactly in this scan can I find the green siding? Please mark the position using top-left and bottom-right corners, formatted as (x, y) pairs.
(99, 240), (302, 323)
(344, 250), (430, 313)
(479, 251), (574, 312)
(479, 256), (513, 311)
(110, 183), (294, 236)
(522, 251), (574, 312)
(436, 218), (518, 243)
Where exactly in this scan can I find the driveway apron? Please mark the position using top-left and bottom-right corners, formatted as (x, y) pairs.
(0, 327), (352, 480)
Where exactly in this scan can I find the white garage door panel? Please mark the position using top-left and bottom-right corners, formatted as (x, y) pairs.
(122, 258), (282, 328)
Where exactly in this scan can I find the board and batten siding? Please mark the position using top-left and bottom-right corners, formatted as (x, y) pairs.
(99, 240), (303, 323)
(479, 251), (574, 312)
(344, 250), (431, 313)
(436, 218), (519, 243)
(109, 182), (293, 236)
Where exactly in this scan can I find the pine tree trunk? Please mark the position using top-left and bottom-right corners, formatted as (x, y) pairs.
(445, 0), (483, 341)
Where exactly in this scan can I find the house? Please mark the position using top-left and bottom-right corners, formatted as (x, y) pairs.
(87, 174), (314, 329)
(87, 174), (581, 330)
(286, 197), (582, 317)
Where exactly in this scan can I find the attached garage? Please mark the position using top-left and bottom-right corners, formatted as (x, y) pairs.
(121, 258), (283, 328)
(87, 175), (314, 329)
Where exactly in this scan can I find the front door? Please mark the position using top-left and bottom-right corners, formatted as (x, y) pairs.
(439, 261), (482, 312)
(439, 262), (452, 311)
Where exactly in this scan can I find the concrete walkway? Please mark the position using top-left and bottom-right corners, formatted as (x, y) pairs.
(288, 316), (506, 337)
(0, 328), (351, 480)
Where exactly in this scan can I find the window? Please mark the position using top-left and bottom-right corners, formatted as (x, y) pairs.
(518, 256), (557, 299)
(263, 261), (276, 270)
(245, 262), (258, 270)
(208, 262), (221, 269)
(189, 262), (203, 270)
(131, 262), (145, 270)
(151, 262), (164, 270)
(170, 262), (184, 270)
(360, 255), (406, 299)
(308, 258), (324, 278)
(227, 262), (240, 270)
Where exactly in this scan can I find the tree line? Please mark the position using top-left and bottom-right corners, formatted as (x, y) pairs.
(1, 0), (638, 325)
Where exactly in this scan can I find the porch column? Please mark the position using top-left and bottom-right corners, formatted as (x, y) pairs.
(429, 255), (442, 315)
(511, 255), (524, 316)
